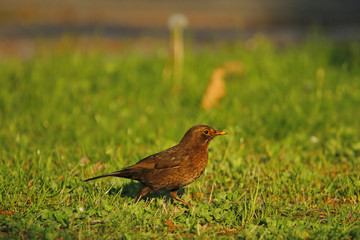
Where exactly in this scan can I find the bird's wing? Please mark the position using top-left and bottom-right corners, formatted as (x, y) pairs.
(153, 154), (188, 169)
(126, 146), (187, 170)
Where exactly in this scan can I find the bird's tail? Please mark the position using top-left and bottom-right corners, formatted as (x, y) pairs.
(84, 169), (135, 182)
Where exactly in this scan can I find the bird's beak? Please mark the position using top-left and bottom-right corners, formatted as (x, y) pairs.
(214, 130), (227, 136)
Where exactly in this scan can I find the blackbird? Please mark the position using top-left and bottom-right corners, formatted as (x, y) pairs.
(84, 125), (227, 207)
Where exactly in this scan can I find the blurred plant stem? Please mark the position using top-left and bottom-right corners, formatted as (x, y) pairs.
(163, 13), (188, 93)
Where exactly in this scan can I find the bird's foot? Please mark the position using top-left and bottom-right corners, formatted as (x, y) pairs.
(135, 186), (152, 204)
(170, 189), (194, 207)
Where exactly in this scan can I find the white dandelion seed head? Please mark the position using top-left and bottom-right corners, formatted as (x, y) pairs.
(310, 136), (319, 143)
(168, 13), (188, 29)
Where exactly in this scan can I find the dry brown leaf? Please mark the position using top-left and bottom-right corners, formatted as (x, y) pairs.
(79, 156), (90, 167)
(0, 210), (14, 217)
(200, 61), (245, 109)
(165, 219), (184, 231)
(165, 219), (176, 230)
(200, 67), (226, 109)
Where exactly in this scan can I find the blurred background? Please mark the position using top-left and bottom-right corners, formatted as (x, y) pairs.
(1, 0), (360, 58)
(1, 2), (360, 238)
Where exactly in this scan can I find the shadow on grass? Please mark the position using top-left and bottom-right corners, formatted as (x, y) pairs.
(107, 181), (185, 204)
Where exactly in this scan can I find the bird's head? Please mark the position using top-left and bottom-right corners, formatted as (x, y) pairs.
(179, 125), (227, 148)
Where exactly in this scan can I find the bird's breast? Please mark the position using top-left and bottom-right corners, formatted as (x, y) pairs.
(176, 151), (208, 186)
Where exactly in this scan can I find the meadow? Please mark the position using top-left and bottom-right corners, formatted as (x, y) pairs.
(0, 35), (359, 239)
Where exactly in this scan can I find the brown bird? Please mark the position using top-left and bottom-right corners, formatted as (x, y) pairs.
(84, 125), (227, 207)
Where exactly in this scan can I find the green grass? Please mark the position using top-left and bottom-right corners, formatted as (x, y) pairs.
(1, 35), (360, 239)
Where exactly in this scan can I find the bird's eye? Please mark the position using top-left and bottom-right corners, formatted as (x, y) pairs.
(204, 130), (209, 134)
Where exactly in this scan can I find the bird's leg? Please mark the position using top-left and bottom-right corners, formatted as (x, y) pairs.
(135, 186), (151, 204)
(170, 189), (194, 207)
